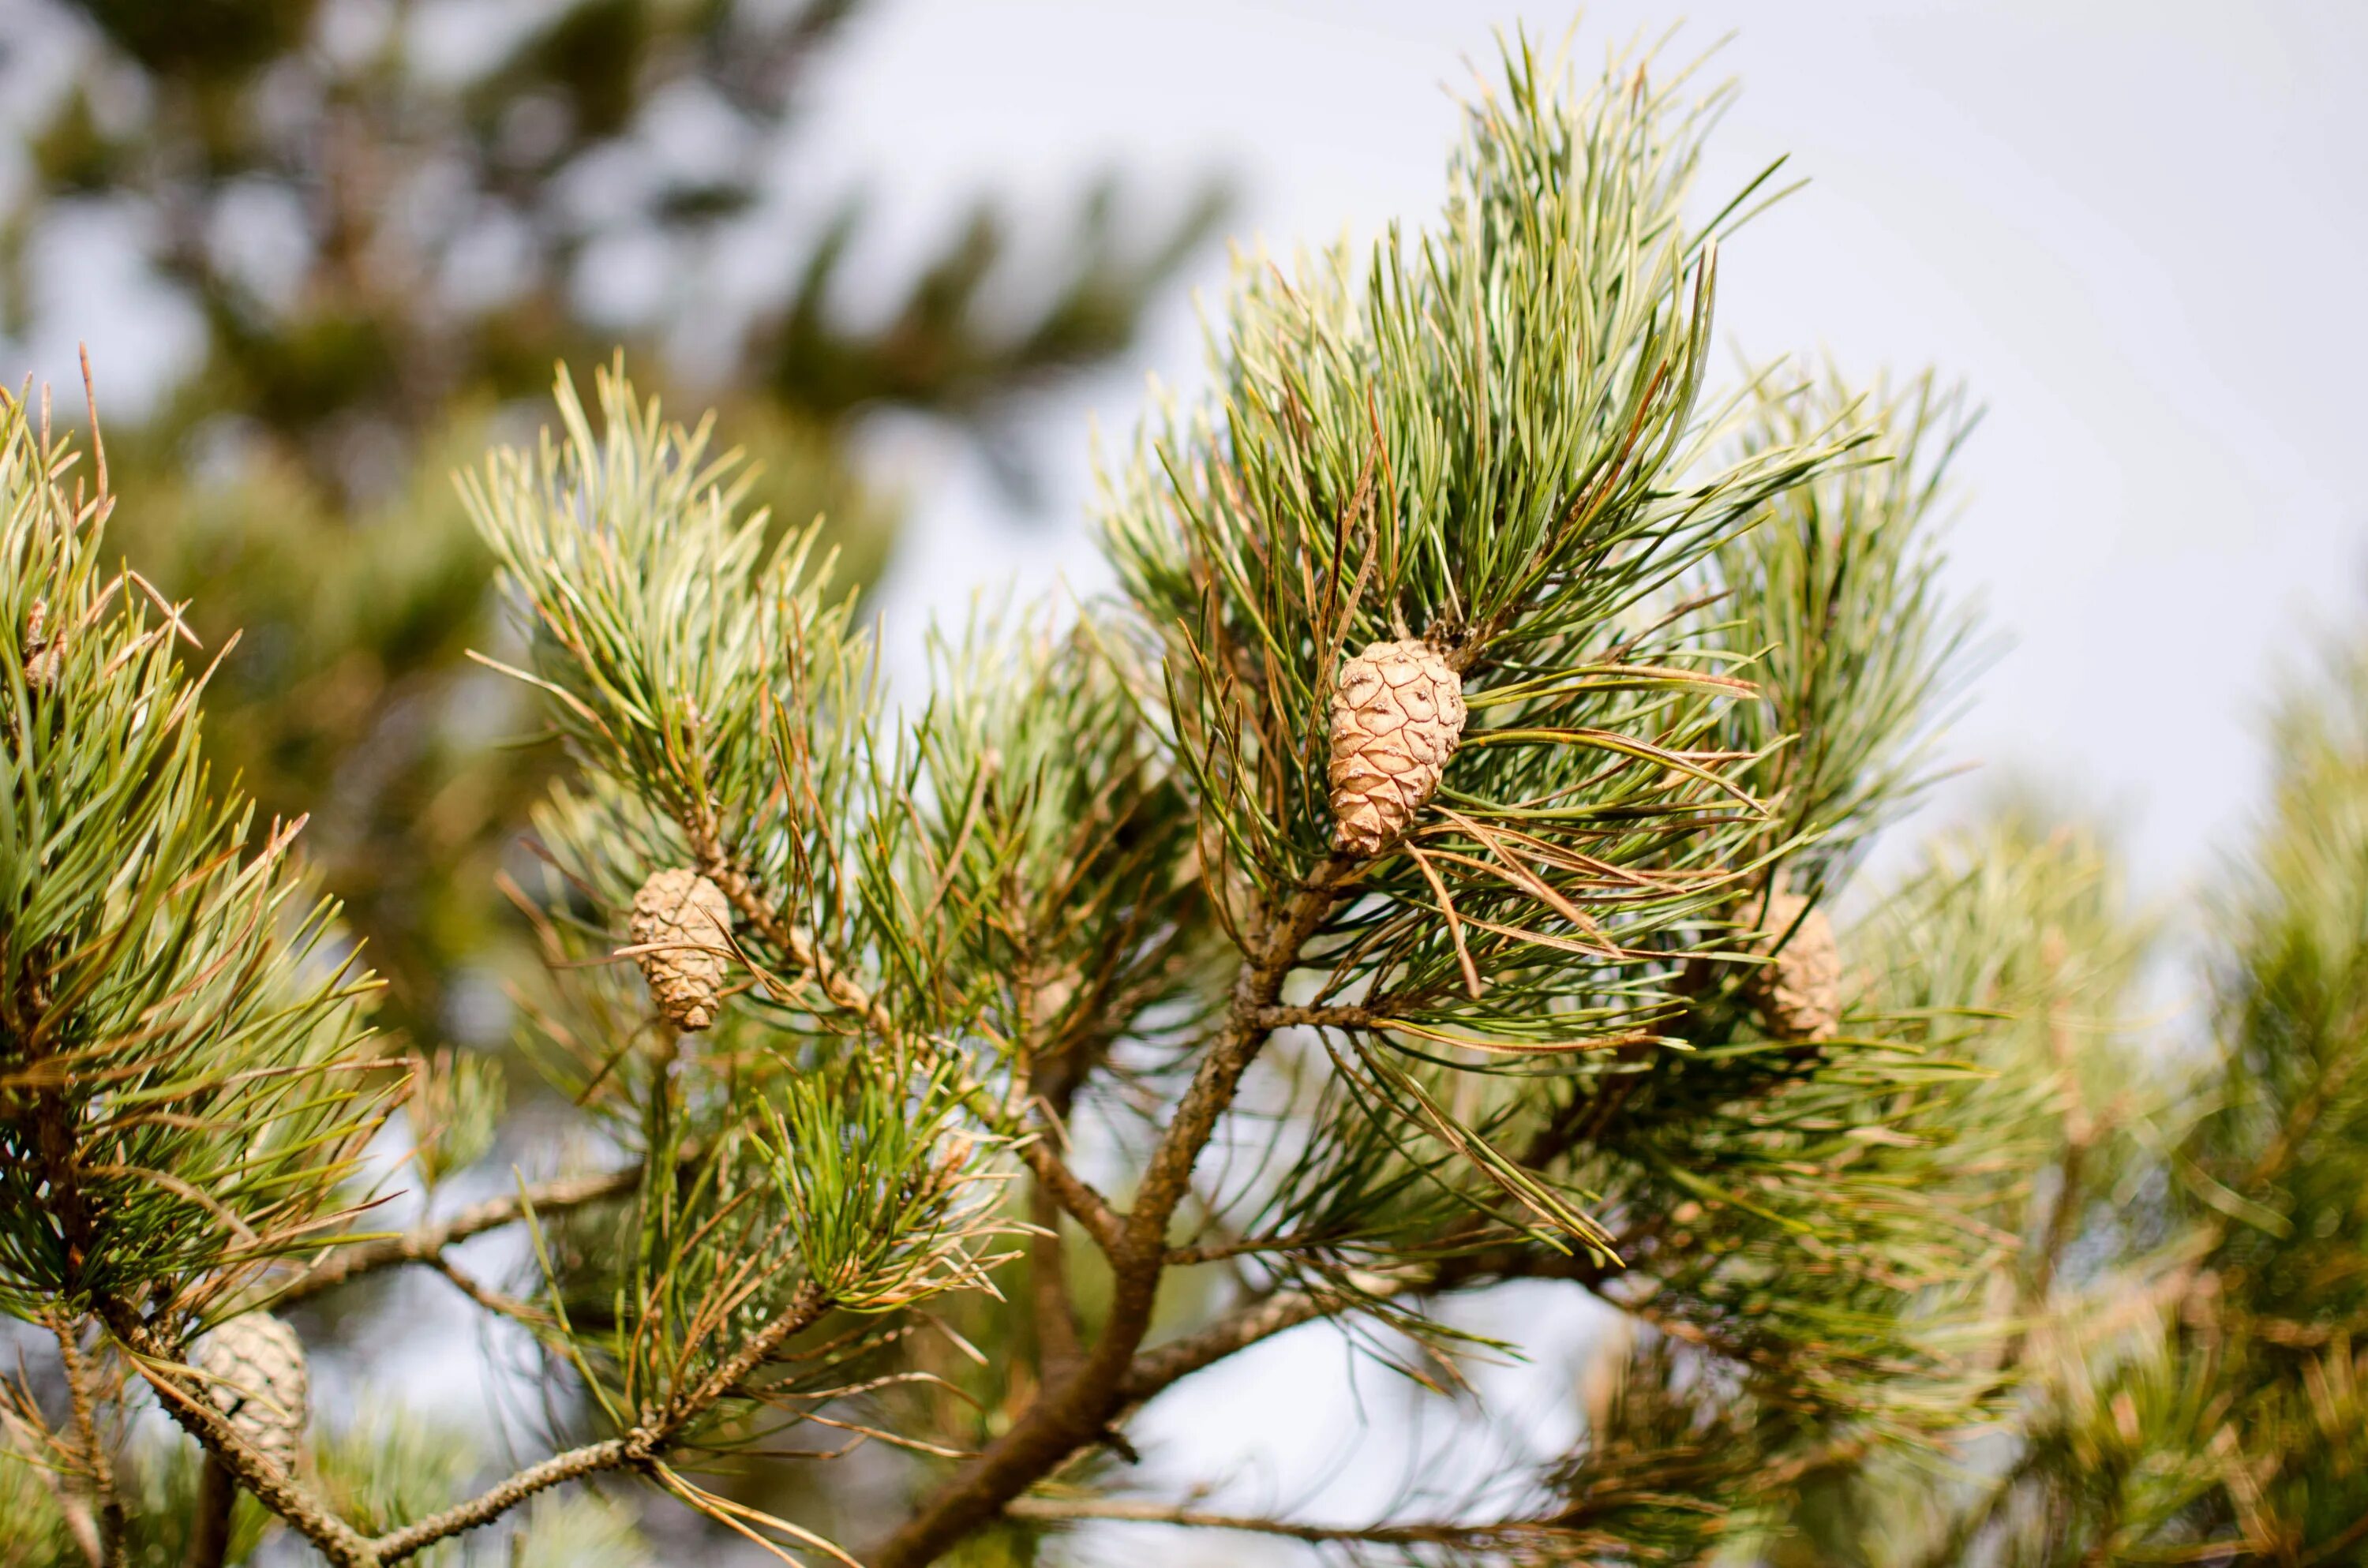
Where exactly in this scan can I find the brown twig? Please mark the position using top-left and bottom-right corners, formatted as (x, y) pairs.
(370, 1282), (830, 1560)
(870, 855), (1357, 1567)
(269, 1164), (655, 1307)
(1014, 1136), (1125, 1256)
(101, 1303), (377, 1566)
(1002, 1494), (1575, 1549)
(49, 1315), (122, 1566)
(689, 829), (897, 1039)
(1250, 1001), (1404, 1031)
(1118, 1285), (1354, 1403)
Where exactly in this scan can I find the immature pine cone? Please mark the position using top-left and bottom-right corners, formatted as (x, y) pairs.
(1752, 891), (1841, 1043)
(1328, 638), (1466, 856)
(628, 868), (734, 1031)
(21, 598), (58, 692)
(194, 1314), (308, 1473)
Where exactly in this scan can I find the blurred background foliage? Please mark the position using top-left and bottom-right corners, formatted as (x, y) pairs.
(0, 0), (1223, 1046)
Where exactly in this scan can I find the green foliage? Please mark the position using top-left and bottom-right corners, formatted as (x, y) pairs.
(1710, 369), (1982, 880)
(311, 1410), (483, 1560)
(401, 1048), (505, 1194)
(764, 1058), (1005, 1312)
(905, 609), (1215, 1063)
(1939, 638), (2368, 1565)
(0, 391), (382, 1317)
(7, 0), (1213, 1063)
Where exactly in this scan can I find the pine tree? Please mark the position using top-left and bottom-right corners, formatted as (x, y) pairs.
(6, 28), (2364, 1568)
(5, 0), (1222, 1044)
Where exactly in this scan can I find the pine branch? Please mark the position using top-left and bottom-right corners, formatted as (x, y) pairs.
(99, 1301), (377, 1566)
(1117, 1282), (1364, 1403)
(691, 825), (899, 1040)
(114, 1278), (838, 1564)
(269, 1164), (657, 1306)
(697, 784), (1134, 1269)
(1121, 1238), (1624, 1407)
(871, 855), (1356, 1566)
(369, 1276), (826, 1555)
(1015, 1136), (1126, 1256)
(1002, 1494), (1579, 1550)
(48, 1314), (121, 1566)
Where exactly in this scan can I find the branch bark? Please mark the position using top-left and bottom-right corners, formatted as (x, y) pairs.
(1002, 1494), (1569, 1550)
(100, 1302), (378, 1566)
(871, 855), (1355, 1567)
(50, 1315), (122, 1566)
(270, 1165), (650, 1307)
(372, 1279), (830, 1560)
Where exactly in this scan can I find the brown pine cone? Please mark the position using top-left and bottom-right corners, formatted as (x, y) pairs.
(628, 868), (735, 1031)
(21, 598), (58, 692)
(1328, 638), (1466, 856)
(1752, 891), (1842, 1043)
(194, 1314), (308, 1473)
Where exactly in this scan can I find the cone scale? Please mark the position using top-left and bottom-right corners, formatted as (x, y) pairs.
(195, 1313), (309, 1473)
(1327, 638), (1466, 856)
(628, 868), (735, 1031)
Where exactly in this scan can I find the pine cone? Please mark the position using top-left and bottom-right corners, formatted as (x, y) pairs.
(1328, 638), (1466, 856)
(1752, 891), (1842, 1042)
(21, 598), (58, 692)
(628, 868), (734, 1031)
(194, 1314), (308, 1473)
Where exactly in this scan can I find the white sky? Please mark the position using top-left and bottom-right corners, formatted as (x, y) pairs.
(805, 0), (2368, 909)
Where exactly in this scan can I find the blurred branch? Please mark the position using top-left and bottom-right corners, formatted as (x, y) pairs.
(1002, 1494), (1576, 1550)
(0, 1398), (100, 1567)
(270, 1164), (655, 1307)
(425, 1255), (551, 1328)
(47, 1315), (120, 1566)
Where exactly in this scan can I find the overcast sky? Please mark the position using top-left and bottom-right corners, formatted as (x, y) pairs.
(794, 0), (2368, 918)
